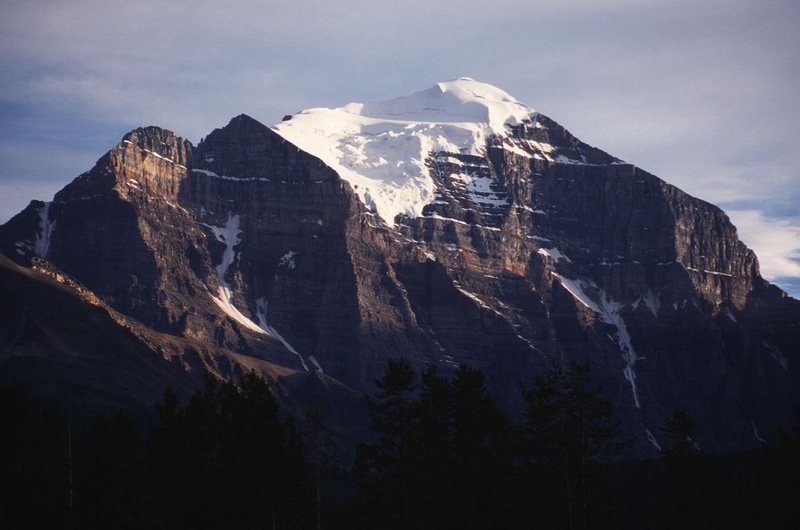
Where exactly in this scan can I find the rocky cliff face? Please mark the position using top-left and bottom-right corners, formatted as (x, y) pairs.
(0, 255), (364, 442)
(2, 79), (798, 454)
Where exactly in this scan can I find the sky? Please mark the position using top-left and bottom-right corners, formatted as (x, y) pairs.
(1, 0), (798, 296)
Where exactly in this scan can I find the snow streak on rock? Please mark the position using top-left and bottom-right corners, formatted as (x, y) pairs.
(34, 202), (55, 259)
(278, 250), (297, 270)
(645, 429), (662, 452)
(634, 289), (660, 317)
(207, 214), (268, 335)
(255, 297), (312, 372)
(537, 247), (572, 263)
(207, 217), (315, 373)
(552, 273), (642, 409)
(750, 421), (767, 444)
(762, 340), (789, 371)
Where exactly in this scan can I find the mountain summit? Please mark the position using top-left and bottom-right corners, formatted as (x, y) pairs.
(1, 80), (798, 454)
(274, 78), (564, 224)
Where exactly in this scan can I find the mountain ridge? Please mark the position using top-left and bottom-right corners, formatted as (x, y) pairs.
(1, 79), (798, 455)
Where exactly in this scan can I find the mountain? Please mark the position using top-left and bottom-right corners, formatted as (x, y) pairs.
(1, 78), (798, 454)
(0, 254), (364, 439)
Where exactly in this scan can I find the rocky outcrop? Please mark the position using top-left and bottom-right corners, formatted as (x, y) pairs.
(2, 84), (798, 454)
(0, 254), (365, 447)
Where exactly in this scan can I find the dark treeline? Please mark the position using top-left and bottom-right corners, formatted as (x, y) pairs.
(349, 361), (622, 529)
(1, 375), (308, 530)
(2, 363), (799, 530)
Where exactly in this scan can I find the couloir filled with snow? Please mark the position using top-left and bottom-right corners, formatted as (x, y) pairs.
(272, 78), (536, 226)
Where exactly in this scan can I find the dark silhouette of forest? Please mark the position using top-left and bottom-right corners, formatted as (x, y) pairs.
(2, 361), (799, 529)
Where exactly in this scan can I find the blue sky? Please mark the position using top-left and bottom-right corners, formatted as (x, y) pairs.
(1, 0), (798, 296)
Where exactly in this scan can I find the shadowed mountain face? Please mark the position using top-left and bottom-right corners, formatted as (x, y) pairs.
(0, 254), (365, 441)
(2, 80), (798, 455)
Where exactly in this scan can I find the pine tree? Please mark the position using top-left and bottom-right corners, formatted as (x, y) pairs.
(447, 364), (512, 530)
(520, 362), (621, 529)
(660, 408), (699, 459)
(0, 382), (69, 528)
(658, 408), (707, 530)
(354, 361), (517, 530)
(76, 411), (148, 529)
(411, 365), (452, 528)
(149, 373), (309, 529)
(353, 359), (418, 528)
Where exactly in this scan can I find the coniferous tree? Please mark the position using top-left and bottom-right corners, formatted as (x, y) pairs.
(657, 408), (707, 530)
(753, 405), (800, 529)
(149, 373), (309, 530)
(76, 411), (148, 529)
(150, 378), (221, 529)
(352, 359), (417, 528)
(660, 408), (699, 459)
(0, 382), (69, 529)
(413, 365), (453, 528)
(447, 365), (513, 530)
(305, 406), (328, 530)
(353, 361), (519, 530)
(520, 362), (622, 529)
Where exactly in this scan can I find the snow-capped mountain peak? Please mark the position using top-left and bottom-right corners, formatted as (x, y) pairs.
(273, 78), (536, 225)
(349, 77), (535, 134)
(2, 78), (798, 457)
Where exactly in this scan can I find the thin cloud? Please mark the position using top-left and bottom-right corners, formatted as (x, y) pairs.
(728, 210), (800, 281)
